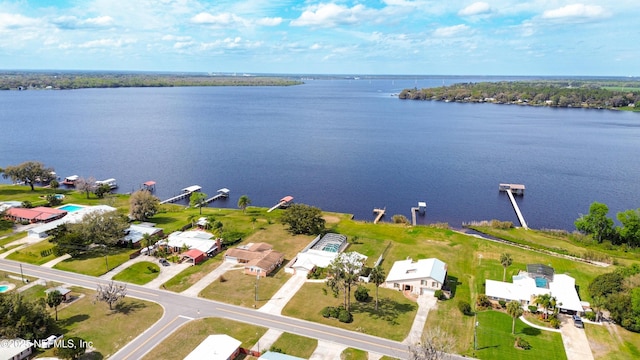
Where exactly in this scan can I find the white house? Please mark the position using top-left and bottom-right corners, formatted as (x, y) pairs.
(123, 223), (163, 246)
(285, 233), (350, 274)
(184, 334), (241, 360)
(27, 205), (117, 238)
(0, 338), (33, 360)
(165, 230), (219, 254)
(384, 258), (448, 295)
(485, 267), (584, 314)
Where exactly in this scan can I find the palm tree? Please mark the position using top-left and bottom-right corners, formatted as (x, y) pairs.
(506, 300), (523, 334)
(500, 253), (512, 281)
(369, 265), (386, 311)
(237, 195), (251, 213)
(534, 293), (557, 320)
(189, 192), (208, 215)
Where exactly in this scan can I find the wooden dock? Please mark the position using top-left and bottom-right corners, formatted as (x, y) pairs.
(160, 185), (202, 204)
(499, 184), (528, 230)
(267, 196), (294, 212)
(410, 201), (427, 226)
(205, 188), (230, 204)
(373, 207), (386, 224)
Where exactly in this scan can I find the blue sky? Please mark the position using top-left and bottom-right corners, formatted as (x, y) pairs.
(0, 1), (637, 76)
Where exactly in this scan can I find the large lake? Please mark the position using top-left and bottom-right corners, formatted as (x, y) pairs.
(1, 76), (639, 230)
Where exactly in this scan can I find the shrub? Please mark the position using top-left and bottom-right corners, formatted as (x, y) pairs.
(392, 214), (409, 224)
(499, 300), (507, 308)
(328, 306), (340, 318)
(528, 305), (538, 313)
(338, 309), (353, 323)
(584, 311), (596, 321)
(476, 294), (492, 309)
(434, 289), (444, 300)
(549, 317), (561, 329)
(515, 336), (531, 350)
(321, 306), (332, 318)
(354, 286), (370, 302)
(269, 346), (283, 353)
(458, 301), (472, 315)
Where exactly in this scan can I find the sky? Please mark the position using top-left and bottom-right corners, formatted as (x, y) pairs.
(0, 1), (637, 76)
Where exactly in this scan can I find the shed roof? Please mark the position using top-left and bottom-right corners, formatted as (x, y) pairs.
(184, 334), (241, 360)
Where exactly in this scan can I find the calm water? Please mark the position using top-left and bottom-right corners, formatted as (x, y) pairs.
(1, 77), (639, 230)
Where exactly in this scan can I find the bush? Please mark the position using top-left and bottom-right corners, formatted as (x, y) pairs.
(476, 294), (492, 309)
(528, 305), (538, 313)
(338, 309), (353, 323)
(458, 301), (472, 315)
(354, 286), (370, 302)
(321, 306), (332, 318)
(584, 311), (596, 321)
(499, 300), (507, 308)
(549, 317), (561, 329)
(434, 289), (444, 300)
(515, 336), (531, 350)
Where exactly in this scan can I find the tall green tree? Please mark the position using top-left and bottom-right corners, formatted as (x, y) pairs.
(129, 190), (160, 221)
(74, 210), (128, 246)
(2, 161), (55, 191)
(46, 290), (64, 321)
(0, 293), (53, 340)
(281, 203), (326, 235)
(369, 265), (386, 311)
(575, 202), (614, 243)
(237, 195), (251, 213)
(506, 300), (523, 334)
(500, 253), (513, 281)
(189, 192), (208, 215)
(326, 252), (365, 312)
(617, 209), (640, 247)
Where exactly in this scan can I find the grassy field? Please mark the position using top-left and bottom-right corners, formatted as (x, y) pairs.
(474, 310), (566, 360)
(200, 265), (291, 308)
(283, 282), (417, 342)
(270, 332), (318, 358)
(141, 317), (267, 360)
(341, 348), (368, 360)
(586, 323), (640, 359)
(54, 248), (137, 277)
(162, 254), (224, 292)
(112, 261), (161, 285)
(0, 231), (28, 248)
(6, 240), (57, 265)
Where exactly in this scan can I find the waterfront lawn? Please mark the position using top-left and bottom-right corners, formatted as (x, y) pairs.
(162, 254), (224, 292)
(6, 240), (57, 265)
(283, 282), (417, 342)
(341, 348), (368, 360)
(53, 286), (162, 359)
(200, 264), (291, 308)
(586, 323), (640, 359)
(0, 231), (27, 248)
(271, 332), (318, 359)
(112, 261), (160, 285)
(54, 248), (136, 277)
(475, 310), (566, 360)
(141, 317), (267, 360)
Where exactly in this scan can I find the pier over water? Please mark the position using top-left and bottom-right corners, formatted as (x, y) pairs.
(499, 184), (529, 230)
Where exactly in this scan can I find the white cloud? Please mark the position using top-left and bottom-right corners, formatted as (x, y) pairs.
(290, 3), (367, 27)
(0, 12), (39, 29)
(191, 12), (240, 25)
(433, 24), (470, 37)
(78, 38), (136, 48)
(255, 17), (282, 26)
(458, 2), (491, 16)
(162, 34), (192, 42)
(542, 4), (608, 20)
(310, 43), (322, 50)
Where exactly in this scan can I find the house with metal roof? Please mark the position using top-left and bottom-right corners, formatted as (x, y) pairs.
(384, 258), (448, 295)
(184, 334), (241, 360)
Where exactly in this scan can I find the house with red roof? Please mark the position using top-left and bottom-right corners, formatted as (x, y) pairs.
(5, 207), (67, 223)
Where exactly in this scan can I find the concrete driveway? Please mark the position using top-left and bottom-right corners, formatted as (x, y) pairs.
(560, 315), (594, 360)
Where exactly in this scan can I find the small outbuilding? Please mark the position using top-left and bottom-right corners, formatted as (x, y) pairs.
(184, 334), (241, 360)
(45, 286), (72, 302)
(181, 249), (206, 265)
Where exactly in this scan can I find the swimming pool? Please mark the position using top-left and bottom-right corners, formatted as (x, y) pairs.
(0, 285), (10, 293)
(535, 277), (548, 288)
(58, 204), (84, 212)
(322, 243), (340, 252)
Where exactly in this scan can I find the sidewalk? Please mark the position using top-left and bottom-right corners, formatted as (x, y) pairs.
(180, 261), (236, 297)
(42, 254), (71, 268)
(257, 271), (308, 315)
(100, 255), (159, 280)
(403, 293), (438, 344)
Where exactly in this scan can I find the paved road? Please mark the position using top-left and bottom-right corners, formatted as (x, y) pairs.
(0, 259), (412, 360)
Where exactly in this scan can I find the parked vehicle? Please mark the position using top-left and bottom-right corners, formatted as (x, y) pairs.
(159, 258), (170, 266)
(572, 315), (584, 328)
(40, 334), (63, 348)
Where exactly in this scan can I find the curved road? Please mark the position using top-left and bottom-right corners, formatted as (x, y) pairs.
(0, 259), (413, 359)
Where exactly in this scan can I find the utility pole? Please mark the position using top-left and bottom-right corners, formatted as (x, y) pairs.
(20, 263), (24, 282)
(474, 317), (479, 350)
(255, 274), (260, 302)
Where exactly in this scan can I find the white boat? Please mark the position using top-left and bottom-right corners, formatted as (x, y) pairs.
(96, 178), (118, 189)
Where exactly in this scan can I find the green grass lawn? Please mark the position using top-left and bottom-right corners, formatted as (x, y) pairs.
(200, 265), (291, 307)
(141, 317), (267, 360)
(39, 286), (163, 359)
(0, 231), (28, 248)
(6, 240), (57, 265)
(54, 248), (137, 277)
(586, 323), (640, 359)
(341, 347), (368, 360)
(283, 282), (417, 342)
(474, 310), (566, 360)
(270, 332), (318, 359)
(111, 261), (161, 285)
(162, 254), (224, 292)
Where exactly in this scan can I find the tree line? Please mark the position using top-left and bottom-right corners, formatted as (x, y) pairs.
(574, 202), (640, 247)
(0, 71), (302, 90)
(588, 264), (640, 332)
(399, 80), (640, 110)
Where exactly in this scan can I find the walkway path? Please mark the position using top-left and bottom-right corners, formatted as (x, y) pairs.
(100, 254), (159, 280)
(309, 340), (347, 360)
(42, 254), (71, 268)
(257, 271), (308, 315)
(403, 293), (438, 344)
(180, 261), (236, 297)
